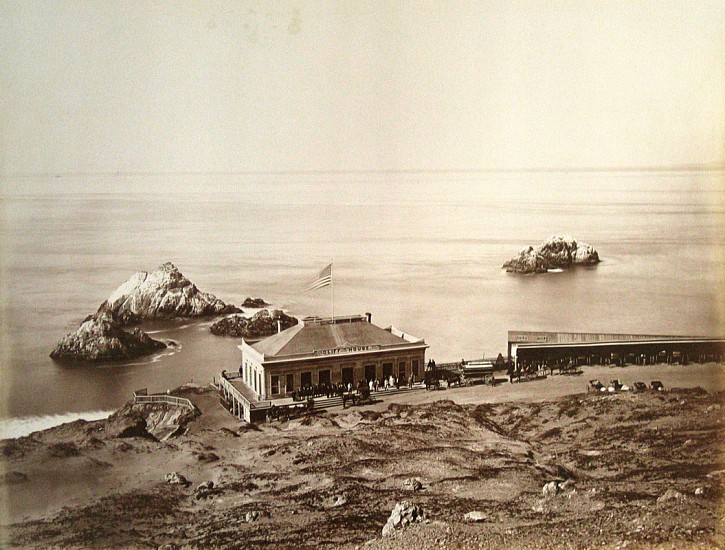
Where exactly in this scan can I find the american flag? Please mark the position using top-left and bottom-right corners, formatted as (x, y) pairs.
(304, 263), (332, 292)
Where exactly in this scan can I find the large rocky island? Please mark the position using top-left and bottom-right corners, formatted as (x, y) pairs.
(503, 235), (600, 274)
(97, 262), (240, 325)
(50, 312), (166, 362)
(210, 309), (298, 339)
(51, 262), (240, 362)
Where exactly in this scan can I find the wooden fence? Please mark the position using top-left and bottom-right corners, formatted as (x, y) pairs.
(132, 392), (194, 411)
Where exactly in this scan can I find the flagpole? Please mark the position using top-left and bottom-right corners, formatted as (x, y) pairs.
(330, 261), (334, 322)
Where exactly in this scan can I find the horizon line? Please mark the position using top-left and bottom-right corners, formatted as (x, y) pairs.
(3, 164), (725, 179)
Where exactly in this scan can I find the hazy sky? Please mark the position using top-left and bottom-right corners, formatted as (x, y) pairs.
(1, 1), (724, 178)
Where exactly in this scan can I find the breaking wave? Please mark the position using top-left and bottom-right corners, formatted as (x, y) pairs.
(0, 410), (115, 440)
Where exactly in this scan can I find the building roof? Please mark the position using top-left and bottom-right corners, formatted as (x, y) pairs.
(508, 330), (724, 350)
(508, 330), (716, 346)
(249, 316), (425, 360)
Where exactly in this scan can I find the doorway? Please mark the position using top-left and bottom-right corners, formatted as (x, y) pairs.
(364, 364), (376, 381)
(397, 361), (406, 379)
(383, 362), (393, 378)
(301, 372), (312, 387)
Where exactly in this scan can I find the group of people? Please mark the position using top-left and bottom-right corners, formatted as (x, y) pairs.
(291, 373), (417, 402)
(366, 373), (417, 392)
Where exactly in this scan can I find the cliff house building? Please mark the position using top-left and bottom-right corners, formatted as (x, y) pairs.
(238, 313), (427, 401)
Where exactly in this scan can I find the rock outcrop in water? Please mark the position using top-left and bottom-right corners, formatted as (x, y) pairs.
(241, 297), (270, 308)
(210, 309), (298, 338)
(503, 236), (600, 274)
(50, 312), (166, 362)
(97, 262), (240, 325)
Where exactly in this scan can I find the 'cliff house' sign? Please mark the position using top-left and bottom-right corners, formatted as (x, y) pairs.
(314, 345), (381, 356)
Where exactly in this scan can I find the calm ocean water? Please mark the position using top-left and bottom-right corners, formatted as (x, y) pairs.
(1, 172), (723, 432)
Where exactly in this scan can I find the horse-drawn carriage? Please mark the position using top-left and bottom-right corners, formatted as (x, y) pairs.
(508, 364), (546, 383)
(342, 387), (373, 408)
(266, 399), (313, 422)
(424, 368), (461, 390)
(607, 379), (630, 392)
(461, 360), (496, 385)
(588, 379), (605, 392)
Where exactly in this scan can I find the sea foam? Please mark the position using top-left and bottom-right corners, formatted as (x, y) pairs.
(0, 410), (115, 440)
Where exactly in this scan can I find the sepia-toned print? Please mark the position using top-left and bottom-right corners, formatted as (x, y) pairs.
(1, 2), (723, 548)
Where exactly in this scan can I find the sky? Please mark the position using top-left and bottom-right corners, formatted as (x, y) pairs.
(1, 1), (724, 182)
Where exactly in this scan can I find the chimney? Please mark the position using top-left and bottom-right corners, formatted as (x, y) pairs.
(277, 320), (281, 334)
(365, 312), (372, 323)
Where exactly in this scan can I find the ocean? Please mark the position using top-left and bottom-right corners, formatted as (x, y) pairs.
(1, 172), (722, 436)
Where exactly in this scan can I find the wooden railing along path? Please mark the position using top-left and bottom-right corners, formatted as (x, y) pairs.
(216, 373), (272, 423)
(132, 389), (194, 412)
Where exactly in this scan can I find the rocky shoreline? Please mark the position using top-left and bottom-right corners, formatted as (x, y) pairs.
(503, 235), (600, 274)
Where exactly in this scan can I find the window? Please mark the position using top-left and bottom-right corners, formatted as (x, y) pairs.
(286, 374), (294, 393)
(412, 359), (419, 378)
(319, 369), (331, 386)
(271, 375), (280, 395)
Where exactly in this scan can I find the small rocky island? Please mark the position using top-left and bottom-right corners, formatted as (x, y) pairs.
(97, 262), (240, 325)
(241, 297), (270, 308)
(51, 262), (239, 362)
(503, 235), (600, 274)
(210, 309), (298, 339)
(50, 312), (166, 362)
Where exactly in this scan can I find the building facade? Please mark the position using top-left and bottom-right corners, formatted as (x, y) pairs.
(239, 314), (427, 401)
(508, 330), (725, 368)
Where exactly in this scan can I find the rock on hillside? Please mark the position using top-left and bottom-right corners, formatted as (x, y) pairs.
(210, 309), (298, 338)
(50, 312), (166, 362)
(106, 398), (200, 440)
(503, 235), (600, 274)
(97, 262), (240, 325)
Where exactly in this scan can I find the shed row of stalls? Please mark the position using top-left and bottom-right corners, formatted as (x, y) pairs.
(508, 331), (725, 369)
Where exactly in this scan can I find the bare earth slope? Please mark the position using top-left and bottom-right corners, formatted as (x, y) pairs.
(2, 385), (723, 549)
